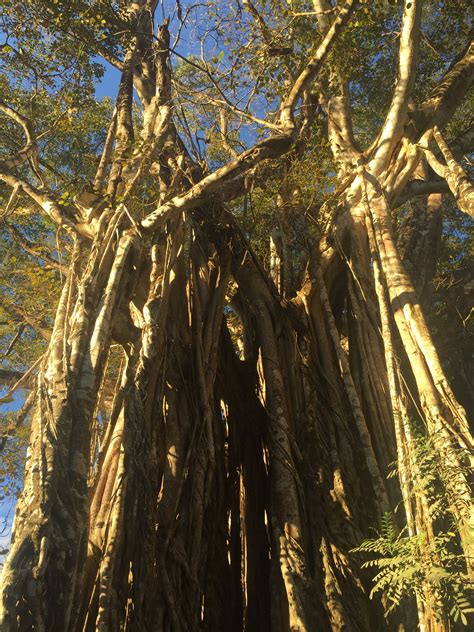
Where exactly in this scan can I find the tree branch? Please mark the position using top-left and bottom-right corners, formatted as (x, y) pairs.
(242, 0), (273, 46)
(312, 0), (361, 173)
(2, 303), (51, 342)
(142, 0), (356, 232)
(0, 355), (43, 404)
(93, 108), (118, 193)
(370, 0), (422, 175)
(0, 172), (76, 229)
(0, 101), (38, 171)
(449, 121), (474, 159)
(173, 81), (283, 132)
(410, 40), (474, 135)
(428, 126), (474, 217)
(393, 178), (449, 207)
(0, 390), (35, 453)
(279, 0), (356, 132)
(133, 1), (159, 106)
(106, 43), (137, 198)
(141, 135), (294, 231)
(3, 222), (63, 270)
(1, 324), (25, 358)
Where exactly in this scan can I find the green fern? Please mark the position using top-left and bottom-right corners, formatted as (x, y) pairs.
(352, 427), (473, 626)
(352, 513), (472, 622)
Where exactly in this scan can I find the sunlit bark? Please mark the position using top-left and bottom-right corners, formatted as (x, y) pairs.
(1, 2), (472, 630)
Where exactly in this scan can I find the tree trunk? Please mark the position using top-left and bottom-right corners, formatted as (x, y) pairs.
(1, 3), (472, 630)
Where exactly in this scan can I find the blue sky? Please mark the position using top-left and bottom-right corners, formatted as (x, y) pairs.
(0, 389), (25, 563)
(94, 61), (121, 100)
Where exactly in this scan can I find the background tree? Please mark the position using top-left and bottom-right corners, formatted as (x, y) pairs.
(0, 0), (473, 630)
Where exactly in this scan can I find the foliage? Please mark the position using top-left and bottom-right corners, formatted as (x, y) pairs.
(352, 429), (474, 626)
(0, 0), (473, 629)
(354, 514), (473, 625)
(0, 412), (29, 501)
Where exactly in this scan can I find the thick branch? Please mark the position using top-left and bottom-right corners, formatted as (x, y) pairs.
(279, 0), (356, 131)
(141, 135), (293, 231)
(393, 178), (449, 207)
(313, 0), (361, 171)
(93, 108), (117, 193)
(0, 101), (34, 145)
(120, 21), (172, 203)
(410, 40), (474, 135)
(142, 0), (355, 232)
(107, 44), (136, 198)
(424, 126), (474, 218)
(371, 0), (422, 175)
(133, 1), (159, 106)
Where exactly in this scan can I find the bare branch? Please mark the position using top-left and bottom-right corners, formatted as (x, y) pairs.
(93, 109), (118, 193)
(1, 324), (25, 359)
(0, 390), (35, 453)
(173, 80), (282, 132)
(0, 368), (28, 388)
(2, 303), (51, 342)
(0, 355), (43, 404)
(449, 121), (474, 159)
